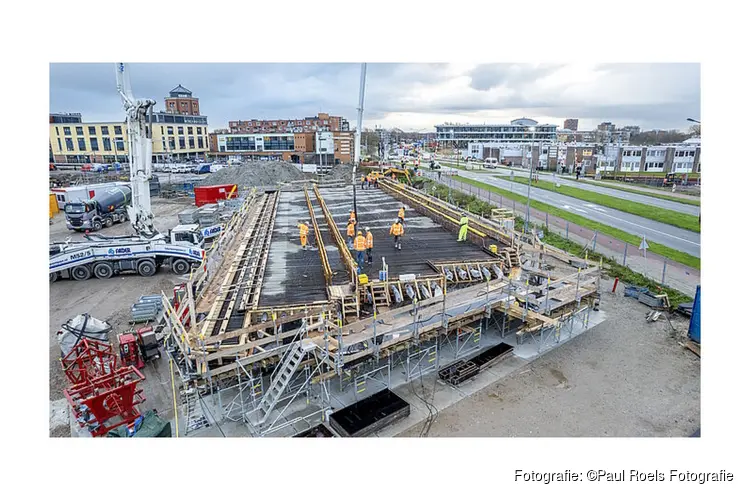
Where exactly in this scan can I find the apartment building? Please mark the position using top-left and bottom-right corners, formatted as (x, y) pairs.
(50, 85), (210, 163)
(228, 112), (350, 134)
(436, 118), (558, 149)
(591, 139), (701, 175)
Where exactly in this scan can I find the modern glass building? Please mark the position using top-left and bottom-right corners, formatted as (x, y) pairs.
(436, 118), (557, 149)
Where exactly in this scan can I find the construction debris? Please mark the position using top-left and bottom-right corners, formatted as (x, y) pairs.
(57, 314), (112, 357)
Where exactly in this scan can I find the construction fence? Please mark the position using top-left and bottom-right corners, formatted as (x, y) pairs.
(427, 174), (700, 298)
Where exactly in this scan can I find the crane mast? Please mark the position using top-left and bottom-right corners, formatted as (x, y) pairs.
(115, 63), (158, 238)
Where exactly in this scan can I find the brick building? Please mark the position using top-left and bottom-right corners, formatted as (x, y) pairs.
(164, 85), (200, 116)
(229, 112), (350, 134)
(563, 118), (579, 131)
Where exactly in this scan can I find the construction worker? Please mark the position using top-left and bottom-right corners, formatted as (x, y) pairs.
(365, 227), (374, 264)
(366, 172), (373, 188)
(397, 206), (406, 224)
(360, 175), (366, 189)
(373, 173), (379, 188)
(298, 220), (310, 250)
(346, 220), (356, 247)
(390, 219), (404, 250)
(353, 230), (367, 270)
(349, 209), (357, 225)
(457, 215), (469, 242)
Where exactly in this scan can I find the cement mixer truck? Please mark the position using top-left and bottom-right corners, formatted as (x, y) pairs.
(64, 185), (132, 232)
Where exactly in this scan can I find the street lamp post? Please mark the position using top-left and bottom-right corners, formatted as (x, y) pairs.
(524, 127), (536, 234)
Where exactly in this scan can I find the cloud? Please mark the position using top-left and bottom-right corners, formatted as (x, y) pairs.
(49, 62), (700, 132)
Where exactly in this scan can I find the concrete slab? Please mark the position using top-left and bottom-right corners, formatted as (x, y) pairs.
(318, 186), (490, 279)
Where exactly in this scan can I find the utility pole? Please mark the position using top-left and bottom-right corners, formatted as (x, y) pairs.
(352, 63), (367, 221)
(524, 127), (535, 234)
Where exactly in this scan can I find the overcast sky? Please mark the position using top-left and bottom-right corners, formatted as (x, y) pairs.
(49, 63), (700, 132)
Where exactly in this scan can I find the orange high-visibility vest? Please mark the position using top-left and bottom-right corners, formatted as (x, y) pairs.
(347, 223), (356, 237)
(390, 222), (404, 236)
(366, 231), (373, 249)
(353, 235), (367, 251)
(298, 223), (309, 236)
(349, 211), (356, 223)
(398, 208), (405, 219)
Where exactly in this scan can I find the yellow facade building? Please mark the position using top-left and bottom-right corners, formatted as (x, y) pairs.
(50, 85), (209, 164)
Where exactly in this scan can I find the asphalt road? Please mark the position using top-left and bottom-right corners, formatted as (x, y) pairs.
(435, 158), (698, 215)
(434, 169), (701, 258)
(510, 169), (699, 215)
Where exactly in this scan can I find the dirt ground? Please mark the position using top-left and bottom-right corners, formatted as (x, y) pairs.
(49, 198), (195, 407)
(398, 277), (700, 437)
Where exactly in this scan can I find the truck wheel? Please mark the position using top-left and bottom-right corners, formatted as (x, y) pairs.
(71, 265), (91, 281)
(93, 262), (114, 279)
(104, 217), (114, 228)
(50, 272), (58, 283)
(93, 220), (103, 231)
(137, 259), (157, 277)
(171, 259), (190, 275)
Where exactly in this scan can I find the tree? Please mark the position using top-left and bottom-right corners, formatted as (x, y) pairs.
(630, 129), (690, 146)
(689, 124), (701, 137)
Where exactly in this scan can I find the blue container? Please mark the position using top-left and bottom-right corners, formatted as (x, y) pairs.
(688, 285), (701, 343)
(379, 270), (388, 281)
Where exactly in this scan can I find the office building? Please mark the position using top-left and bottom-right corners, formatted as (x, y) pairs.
(49, 86), (210, 164)
(436, 118), (557, 150)
(209, 130), (354, 164)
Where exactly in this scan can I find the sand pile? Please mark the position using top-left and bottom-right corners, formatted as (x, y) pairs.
(199, 161), (308, 187)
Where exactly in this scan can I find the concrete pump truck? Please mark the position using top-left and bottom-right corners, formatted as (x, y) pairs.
(50, 63), (205, 282)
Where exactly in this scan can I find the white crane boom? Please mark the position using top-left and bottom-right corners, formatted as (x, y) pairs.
(115, 63), (158, 237)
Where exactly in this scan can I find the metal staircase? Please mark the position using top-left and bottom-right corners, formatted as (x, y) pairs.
(256, 336), (315, 425)
(182, 386), (210, 435)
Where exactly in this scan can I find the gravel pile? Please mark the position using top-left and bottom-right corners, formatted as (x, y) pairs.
(199, 161), (308, 187)
(326, 164), (355, 182)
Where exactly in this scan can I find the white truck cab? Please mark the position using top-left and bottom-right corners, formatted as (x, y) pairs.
(170, 224), (205, 247)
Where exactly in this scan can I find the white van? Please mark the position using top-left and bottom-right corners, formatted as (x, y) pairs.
(484, 157), (499, 168)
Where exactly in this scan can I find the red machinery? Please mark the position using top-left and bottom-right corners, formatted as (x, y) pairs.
(118, 333), (145, 369)
(64, 366), (145, 437)
(173, 284), (191, 328)
(118, 327), (161, 370)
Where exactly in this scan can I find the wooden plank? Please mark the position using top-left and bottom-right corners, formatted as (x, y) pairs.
(202, 320), (324, 362)
(682, 340), (701, 357)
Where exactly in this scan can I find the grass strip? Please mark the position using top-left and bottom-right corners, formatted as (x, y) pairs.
(454, 175), (700, 270)
(578, 179), (700, 206)
(498, 176), (700, 233)
(536, 222), (694, 308)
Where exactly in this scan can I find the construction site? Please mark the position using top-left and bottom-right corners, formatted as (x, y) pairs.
(48, 63), (700, 439)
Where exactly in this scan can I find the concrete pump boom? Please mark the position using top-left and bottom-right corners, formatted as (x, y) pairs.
(115, 62), (158, 238)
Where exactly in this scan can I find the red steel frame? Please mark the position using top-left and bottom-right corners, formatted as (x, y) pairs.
(64, 366), (146, 437)
(61, 338), (117, 385)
